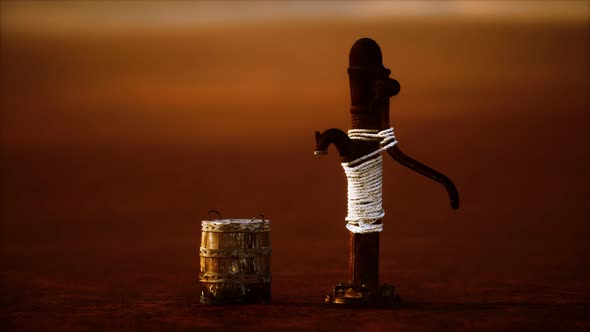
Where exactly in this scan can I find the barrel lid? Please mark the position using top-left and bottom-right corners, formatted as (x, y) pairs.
(201, 219), (270, 232)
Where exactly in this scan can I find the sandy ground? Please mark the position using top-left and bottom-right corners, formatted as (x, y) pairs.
(1, 18), (589, 331)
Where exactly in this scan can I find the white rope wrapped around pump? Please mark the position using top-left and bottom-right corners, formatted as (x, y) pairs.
(342, 127), (397, 233)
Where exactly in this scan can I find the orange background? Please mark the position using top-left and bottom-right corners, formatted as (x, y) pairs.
(1, 1), (589, 330)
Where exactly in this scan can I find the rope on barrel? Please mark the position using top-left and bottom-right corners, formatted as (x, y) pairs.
(201, 222), (270, 233)
(200, 272), (271, 283)
(342, 127), (397, 233)
(199, 246), (271, 258)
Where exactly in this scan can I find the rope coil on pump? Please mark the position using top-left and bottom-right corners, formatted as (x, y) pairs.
(342, 127), (397, 233)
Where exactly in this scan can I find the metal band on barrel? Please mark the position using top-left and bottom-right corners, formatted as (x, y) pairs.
(199, 246), (271, 258)
(199, 272), (272, 283)
(201, 221), (270, 233)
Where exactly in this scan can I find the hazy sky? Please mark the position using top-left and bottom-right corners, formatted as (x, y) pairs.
(3, 1), (589, 34)
(2, 0), (588, 145)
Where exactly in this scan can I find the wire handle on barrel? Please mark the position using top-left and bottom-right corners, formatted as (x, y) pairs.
(207, 210), (222, 221)
(251, 213), (265, 222)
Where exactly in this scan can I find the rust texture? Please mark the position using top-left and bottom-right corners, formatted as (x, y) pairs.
(314, 38), (459, 304)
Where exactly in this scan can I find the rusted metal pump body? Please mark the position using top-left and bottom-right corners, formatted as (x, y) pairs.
(314, 38), (459, 305)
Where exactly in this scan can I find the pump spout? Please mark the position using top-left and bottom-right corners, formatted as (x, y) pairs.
(386, 146), (459, 209)
(314, 129), (352, 157)
(314, 129), (378, 163)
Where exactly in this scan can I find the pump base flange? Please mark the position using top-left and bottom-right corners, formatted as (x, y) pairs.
(325, 282), (400, 305)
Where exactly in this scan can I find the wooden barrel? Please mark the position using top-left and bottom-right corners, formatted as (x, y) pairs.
(199, 218), (271, 304)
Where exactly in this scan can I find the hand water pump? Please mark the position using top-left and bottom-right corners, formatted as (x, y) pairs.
(314, 38), (459, 304)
